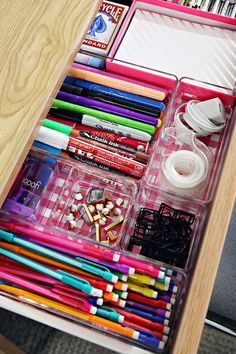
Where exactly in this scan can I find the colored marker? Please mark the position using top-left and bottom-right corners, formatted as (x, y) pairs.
(49, 108), (152, 141)
(65, 77), (166, 110)
(36, 126), (146, 178)
(57, 91), (159, 126)
(68, 67), (166, 101)
(52, 99), (156, 135)
(0, 220), (120, 263)
(0, 271), (97, 314)
(46, 116), (144, 154)
(49, 108), (151, 146)
(61, 83), (162, 117)
(43, 118), (149, 163)
(73, 124), (149, 152)
(0, 230), (118, 283)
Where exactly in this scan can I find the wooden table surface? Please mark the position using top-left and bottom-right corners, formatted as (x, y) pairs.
(0, 0), (101, 205)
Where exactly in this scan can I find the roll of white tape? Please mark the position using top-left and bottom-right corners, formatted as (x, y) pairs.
(161, 150), (208, 194)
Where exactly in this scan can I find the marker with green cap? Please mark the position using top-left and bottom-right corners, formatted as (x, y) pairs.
(52, 99), (156, 135)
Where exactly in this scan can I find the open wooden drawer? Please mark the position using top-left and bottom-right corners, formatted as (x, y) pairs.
(0, 1), (236, 354)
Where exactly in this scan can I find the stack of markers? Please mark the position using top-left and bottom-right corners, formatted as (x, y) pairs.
(34, 64), (167, 178)
(0, 222), (182, 351)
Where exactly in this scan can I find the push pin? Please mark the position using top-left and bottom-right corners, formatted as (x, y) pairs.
(75, 192), (83, 201)
(116, 198), (124, 206)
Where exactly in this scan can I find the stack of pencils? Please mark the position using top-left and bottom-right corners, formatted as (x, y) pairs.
(35, 64), (167, 179)
(0, 221), (182, 351)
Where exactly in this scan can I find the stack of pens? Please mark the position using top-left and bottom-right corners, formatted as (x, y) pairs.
(0, 222), (183, 351)
(180, 0), (236, 17)
(35, 64), (167, 179)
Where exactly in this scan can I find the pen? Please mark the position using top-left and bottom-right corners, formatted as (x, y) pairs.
(56, 91), (160, 126)
(124, 324), (165, 349)
(64, 77), (166, 111)
(154, 280), (178, 293)
(49, 108), (152, 141)
(0, 242), (115, 293)
(51, 287), (103, 306)
(126, 292), (172, 310)
(119, 254), (166, 279)
(123, 306), (170, 324)
(0, 246), (102, 297)
(0, 284), (140, 340)
(96, 306), (124, 323)
(0, 220), (120, 262)
(126, 300), (171, 318)
(0, 230), (118, 283)
(68, 67), (166, 101)
(0, 271), (97, 314)
(126, 281), (157, 299)
(128, 273), (156, 286)
(124, 320), (168, 342)
(68, 251), (135, 275)
(114, 289), (128, 299)
(103, 291), (119, 302)
(61, 83), (162, 117)
(52, 99), (156, 135)
(112, 271), (128, 282)
(36, 126), (146, 178)
(108, 306), (170, 334)
(0, 263), (104, 306)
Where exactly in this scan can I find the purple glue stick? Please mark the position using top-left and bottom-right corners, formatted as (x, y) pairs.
(3, 154), (56, 217)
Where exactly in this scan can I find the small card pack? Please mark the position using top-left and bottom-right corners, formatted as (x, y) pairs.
(81, 0), (129, 56)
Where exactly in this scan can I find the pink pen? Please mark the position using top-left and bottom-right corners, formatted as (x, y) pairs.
(0, 270), (97, 314)
(0, 221), (120, 262)
(119, 255), (165, 279)
(0, 264), (103, 306)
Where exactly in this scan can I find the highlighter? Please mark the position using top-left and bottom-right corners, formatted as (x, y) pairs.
(3, 154), (56, 217)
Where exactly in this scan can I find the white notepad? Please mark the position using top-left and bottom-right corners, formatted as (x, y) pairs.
(114, 9), (236, 88)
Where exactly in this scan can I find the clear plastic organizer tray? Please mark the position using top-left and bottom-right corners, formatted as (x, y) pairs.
(145, 78), (236, 203)
(0, 211), (187, 353)
(120, 187), (206, 272)
(1, 148), (138, 248)
(59, 59), (178, 184)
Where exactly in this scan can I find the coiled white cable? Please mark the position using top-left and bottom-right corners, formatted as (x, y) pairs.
(173, 98), (226, 137)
